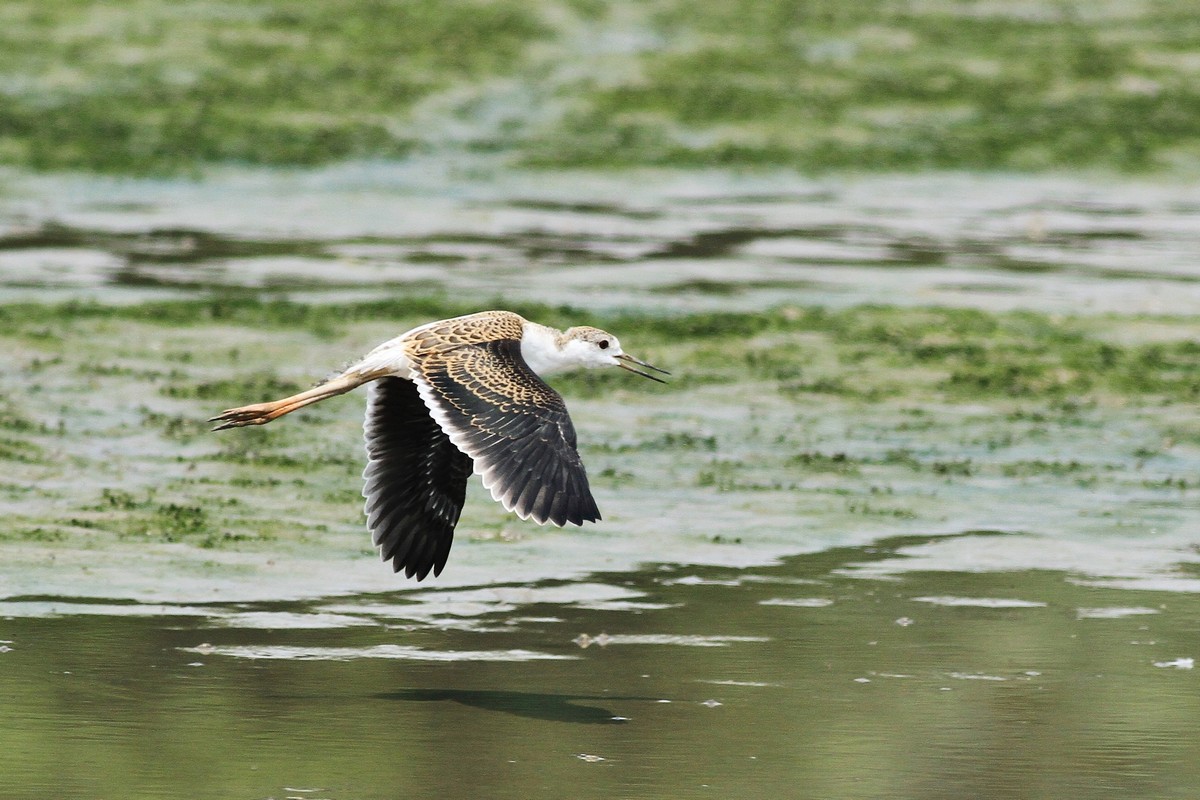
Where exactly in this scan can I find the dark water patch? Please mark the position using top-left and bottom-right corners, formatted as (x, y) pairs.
(374, 688), (639, 725)
(502, 198), (662, 220)
(501, 233), (632, 264)
(671, 190), (840, 205)
(346, 230), (646, 265)
(0, 223), (635, 297)
(975, 254), (1065, 274)
(399, 249), (470, 264)
(650, 278), (744, 295)
(1083, 267), (1200, 284)
(1053, 202), (1148, 217)
(934, 282), (1025, 295)
(4, 538), (1200, 798)
(651, 278), (823, 296)
(406, 231), (588, 261)
(888, 238), (949, 266)
(1062, 228), (1147, 242)
(0, 222), (328, 264)
(651, 226), (849, 259)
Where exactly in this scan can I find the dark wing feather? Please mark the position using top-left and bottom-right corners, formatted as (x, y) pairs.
(362, 376), (473, 580)
(412, 339), (600, 527)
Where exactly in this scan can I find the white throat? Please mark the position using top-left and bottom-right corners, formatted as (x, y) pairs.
(520, 323), (573, 375)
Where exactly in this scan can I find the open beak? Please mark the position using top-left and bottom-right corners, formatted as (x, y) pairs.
(616, 354), (670, 384)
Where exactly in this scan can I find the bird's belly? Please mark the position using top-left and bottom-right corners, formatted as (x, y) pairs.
(353, 341), (415, 379)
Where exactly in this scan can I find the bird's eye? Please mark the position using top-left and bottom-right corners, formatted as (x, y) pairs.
(598, 340), (610, 350)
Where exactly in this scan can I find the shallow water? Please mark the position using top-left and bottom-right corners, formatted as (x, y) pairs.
(3, 537), (1200, 799)
(4, 166), (1200, 314)
(3, 166), (1200, 602)
(3, 165), (1200, 797)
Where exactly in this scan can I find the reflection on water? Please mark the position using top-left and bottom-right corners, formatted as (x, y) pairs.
(375, 689), (638, 725)
(3, 536), (1199, 800)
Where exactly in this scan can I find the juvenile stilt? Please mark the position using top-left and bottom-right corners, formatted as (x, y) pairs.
(211, 310), (668, 581)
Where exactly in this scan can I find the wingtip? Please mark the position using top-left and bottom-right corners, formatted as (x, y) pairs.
(560, 506), (602, 527)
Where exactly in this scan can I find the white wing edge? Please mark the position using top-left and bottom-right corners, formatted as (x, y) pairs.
(412, 374), (556, 526)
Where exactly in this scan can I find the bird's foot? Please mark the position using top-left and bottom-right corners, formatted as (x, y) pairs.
(210, 403), (281, 431)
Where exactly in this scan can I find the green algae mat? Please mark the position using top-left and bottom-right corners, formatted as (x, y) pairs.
(2, 169), (1198, 601)
(3, 0), (1200, 174)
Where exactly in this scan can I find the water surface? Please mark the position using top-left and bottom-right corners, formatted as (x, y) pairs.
(4, 537), (1199, 800)
(2, 167), (1200, 797)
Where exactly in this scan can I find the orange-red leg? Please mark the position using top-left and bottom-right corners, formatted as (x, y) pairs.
(210, 372), (378, 430)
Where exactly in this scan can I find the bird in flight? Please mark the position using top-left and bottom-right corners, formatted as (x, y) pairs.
(211, 310), (668, 581)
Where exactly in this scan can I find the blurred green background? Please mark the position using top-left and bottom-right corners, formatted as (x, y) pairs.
(3, 0), (1198, 174)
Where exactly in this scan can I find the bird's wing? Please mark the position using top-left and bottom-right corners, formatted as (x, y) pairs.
(363, 376), (474, 580)
(410, 337), (600, 527)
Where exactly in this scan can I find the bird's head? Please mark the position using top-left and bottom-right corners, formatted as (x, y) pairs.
(560, 326), (669, 382)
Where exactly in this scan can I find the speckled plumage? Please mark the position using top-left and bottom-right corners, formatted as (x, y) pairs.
(211, 310), (667, 581)
(408, 310), (527, 353)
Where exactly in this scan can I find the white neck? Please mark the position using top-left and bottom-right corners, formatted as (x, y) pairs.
(520, 323), (572, 375)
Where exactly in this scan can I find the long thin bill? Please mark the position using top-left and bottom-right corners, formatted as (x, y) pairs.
(617, 360), (668, 383)
(617, 353), (670, 377)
